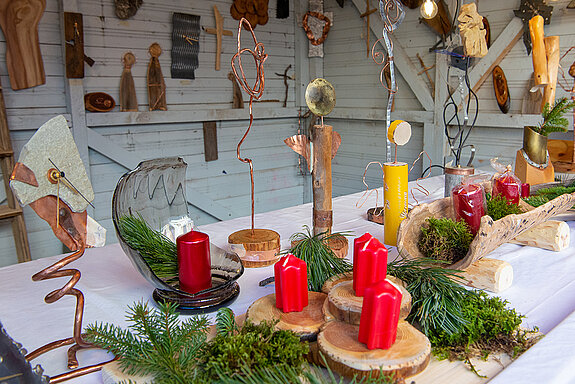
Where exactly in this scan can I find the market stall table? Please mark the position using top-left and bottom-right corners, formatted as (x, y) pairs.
(1, 175), (575, 383)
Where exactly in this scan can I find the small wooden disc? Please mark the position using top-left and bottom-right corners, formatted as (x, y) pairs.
(321, 272), (352, 294)
(317, 321), (431, 380)
(327, 234), (349, 258)
(228, 228), (280, 268)
(246, 291), (327, 337)
(327, 278), (412, 325)
(367, 207), (384, 225)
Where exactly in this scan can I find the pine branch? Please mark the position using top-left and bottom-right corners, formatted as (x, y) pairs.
(216, 307), (238, 337)
(538, 97), (575, 136)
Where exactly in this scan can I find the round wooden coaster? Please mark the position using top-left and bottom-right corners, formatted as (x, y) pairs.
(327, 277), (412, 325)
(228, 228), (280, 268)
(317, 320), (431, 380)
(246, 291), (327, 337)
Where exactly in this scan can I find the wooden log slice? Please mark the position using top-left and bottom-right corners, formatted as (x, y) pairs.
(318, 321), (431, 380)
(228, 228), (280, 268)
(327, 278), (412, 325)
(322, 271), (352, 294)
(246, 291), (327, 338)
(493, 66), (510, 114)
(327, 234), (349, 258)
(367, 207), (384, 224)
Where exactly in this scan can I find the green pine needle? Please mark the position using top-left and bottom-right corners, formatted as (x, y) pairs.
(117, 215), (178, 279)
(215, 307), (238, 337)
(287, 226), (352, 292)
(525, 184), (575, 207)
(535, 97), (575, 136)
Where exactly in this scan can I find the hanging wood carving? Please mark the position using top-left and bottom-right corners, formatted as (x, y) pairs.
(147, 43), (167, 111)
(493, 66), (510, 114)
(230, 0), (269, 27)
(513, 0), (553, 55)
(204, 5), (233, 71)
(119, 52), (138, 112)
(0, 0), (46, 90)
(115, 0), (142, 20)
(458, 3), (487, 58)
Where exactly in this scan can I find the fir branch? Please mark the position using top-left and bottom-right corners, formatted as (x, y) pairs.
(525, 184), (575, 207)
(288, 226), (353, 292)
(537, 97), (575, 136)
(117, 215), (178, 279)
(216, 307), (238, 337)
(387, 257), (468, 336)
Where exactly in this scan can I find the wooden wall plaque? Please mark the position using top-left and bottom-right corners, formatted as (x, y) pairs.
(64, 12), (84, 79)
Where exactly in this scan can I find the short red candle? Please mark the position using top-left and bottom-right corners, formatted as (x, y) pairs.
(358, 279), (402, 350)
(353, 233), (388, 297)
(176, 230), (212, 294)
(521, 183), (530, 198)
(493, 173), (521, 205)
(274, 253), (308, 313)
(452, 183), (485, 235)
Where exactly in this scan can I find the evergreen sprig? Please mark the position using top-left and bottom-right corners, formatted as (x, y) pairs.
(117, 215), (178, 279)
(84, 301), (209, 384)
(525, 184), (575, 207)
(215, 307), (238, 337)
(534, 97), (575, 136)
(387, 257), (468, 336)
(288, 226), (353, 292)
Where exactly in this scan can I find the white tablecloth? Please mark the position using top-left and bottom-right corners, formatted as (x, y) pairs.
(1, 175), (575, 382)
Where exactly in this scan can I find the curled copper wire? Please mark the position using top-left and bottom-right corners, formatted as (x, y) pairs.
(231, 18), (267, 232)
(558, 46), (575, 93)
(356, 161), (385, 216)
(371, 36), (395, 92)
(408, 151), (432, 207)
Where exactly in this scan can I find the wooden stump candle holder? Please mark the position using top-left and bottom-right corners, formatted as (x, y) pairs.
(228, 228), (280, 268)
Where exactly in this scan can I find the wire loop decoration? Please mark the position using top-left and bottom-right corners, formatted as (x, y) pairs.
(408, 151), (432, 207)
(356, 161), (385, 216)
(231, 18), (268, 232)
(302, 11), (332, 46)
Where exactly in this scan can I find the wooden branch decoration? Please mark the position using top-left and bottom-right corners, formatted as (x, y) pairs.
(529, 15), (549, 92)
(147, 43), (167, 111)
(0, 0), (46, 90)
(458, 3), (487, 58)
(204, 5), (233, 71)
(542, 36), (560, 111)
(228, 71), (244, 108)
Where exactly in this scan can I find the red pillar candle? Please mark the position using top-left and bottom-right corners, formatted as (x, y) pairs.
(358, 279), (402, 350)
(176, 230), (212, 294)
(353, 233), (388, 297)
(493, 172), (521, 205)
(274, 253), (308, 312)
(452, 183), (485, 235)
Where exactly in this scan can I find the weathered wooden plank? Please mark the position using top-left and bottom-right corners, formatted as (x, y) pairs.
(331, 108), (433, 123)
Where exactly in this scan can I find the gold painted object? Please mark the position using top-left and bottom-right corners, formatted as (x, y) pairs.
(305, 78), (336, 116)
(523, 125), (548, 165)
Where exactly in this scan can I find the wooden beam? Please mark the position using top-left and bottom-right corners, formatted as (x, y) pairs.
(86, 128), (239, 221)
(427, 52), (450, 173)
(330, 108), (433, 123)
(350, 0), (435, 112)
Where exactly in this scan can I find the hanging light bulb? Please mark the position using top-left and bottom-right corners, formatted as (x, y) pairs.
(420, 0), (438, 19)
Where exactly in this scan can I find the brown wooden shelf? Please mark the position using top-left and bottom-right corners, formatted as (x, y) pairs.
(0, 205), (22, 220)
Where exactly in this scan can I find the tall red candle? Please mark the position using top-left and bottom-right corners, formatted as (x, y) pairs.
(493, 172), (521, 205)
(176, 230), (212, 294)
(358, 279), (402, 350)
(521, 183), (530, 198)
(452, 183), (485, 235)
(353, 233), (388, 297)
(274, 253), (308, 312)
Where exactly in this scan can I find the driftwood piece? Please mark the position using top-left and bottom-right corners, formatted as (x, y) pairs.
(120, 52), (138, 112)
(397, 193), (575, 270)
(529, 15), (548, 91)
(147, 43), (167, 111)
(318, 321), (431, 380)
(0, 0), (46, 90)
(542, 36), (560, 111)
(327, 278), (412, 325)
(493, 66), (510, 114)
(204, 5), (232, 71)
(458, 3), (487, 58)
(511, 219), (570, 251)
(64, 12), (85, 79)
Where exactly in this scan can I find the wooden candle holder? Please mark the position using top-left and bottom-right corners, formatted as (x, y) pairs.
(228, 228), (280, 268)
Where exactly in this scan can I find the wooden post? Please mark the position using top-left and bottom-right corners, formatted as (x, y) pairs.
(312, 124), (333, 236)
(204, 5), (233, 71)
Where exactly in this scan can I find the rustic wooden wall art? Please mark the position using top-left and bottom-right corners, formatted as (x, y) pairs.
(230, 0), (269, 28)
(0, 0), (46, 90)
(542, 36), (560, 111)
(483, 17), (491, 48)
(458, 3), (487, 58)
(64, 12), (85, 79)
(84, 92), (115, 112)
(202, 121), (218, 162)
(147, 43), (167, 111)
(514, 0), (553, 55)
(397, 192), (575, 271)
(360, 0), (377, 57)
(493, 66), (510, 114)
(114, 0), (142, 20)
(204, 5), (233, 71)
(305, 0), (332, 58)
(228, 71), (244, 108)
(275, 65), (292, 107)
(277, 0), (289, 18)
(119, 52), (138, 112)
(171, 12), (200, 79)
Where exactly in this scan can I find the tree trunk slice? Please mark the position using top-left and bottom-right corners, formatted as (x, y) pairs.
(397, 193), (575, 270)
(327, 278), (412, 325)
(327, 234), (349, 258)
(318, 320), (431, 380)
(367, 207), (384, 224)
(246, 291), (327, 338)
(322, 271), (353, 294)
(228, 228), (280, 267)
(323, 292), (336, 323)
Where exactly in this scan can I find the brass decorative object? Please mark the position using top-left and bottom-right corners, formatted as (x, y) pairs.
(523, 125), (548, 165)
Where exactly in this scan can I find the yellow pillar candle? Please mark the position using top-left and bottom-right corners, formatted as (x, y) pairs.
(384, 162), (408, 246)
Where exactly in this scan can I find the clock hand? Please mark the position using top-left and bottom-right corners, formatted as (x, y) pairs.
(48, 158), (95, 209)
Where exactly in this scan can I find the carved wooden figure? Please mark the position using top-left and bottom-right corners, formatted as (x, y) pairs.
(0, 0), (46, 90)
(458, 3), (487, 58)
(120, 52), (138, 112)
(147, 43), (167, 111)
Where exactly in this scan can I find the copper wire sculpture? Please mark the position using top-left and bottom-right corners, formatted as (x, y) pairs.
(356, 161), (385, 216)
(231, 18), (267, 232)
(372, 0), (404, 162)
(408, 151), (432, 206)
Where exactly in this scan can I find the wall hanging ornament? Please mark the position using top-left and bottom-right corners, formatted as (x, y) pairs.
(147, 42), (167, 111)
(114, 0), (142, 20)
(230, 0), (269, 27)
(119, 51), (138, 111)
(9, 116), (112, 382)
(227, 18), (281, 268)
(514, 0), (553, 55)
(458, 3), (487, 58)
(277, 0), (289, 18)
(304, 0), (333, 58)
(0, 0), (46, 90)
(171, 12), (200, 79)
(360, 0), (378, 58)
(203, 5), (233, 71)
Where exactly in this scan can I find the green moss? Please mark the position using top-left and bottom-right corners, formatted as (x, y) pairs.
(418, 217), (473, 264)
(486, 194), (523, 221)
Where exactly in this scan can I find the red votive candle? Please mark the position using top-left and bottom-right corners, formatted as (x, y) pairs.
(358, 279), (402, 350)
(452, 183), (485, 235)
(176, 230), (212, 294)
(353, 233), (388, 297)
(493, 172), (521, 205)
(521, 183), (530, 198)
(275, 253), (308, 313)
